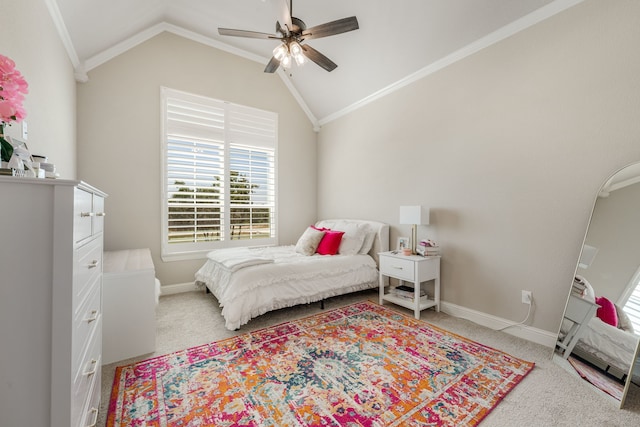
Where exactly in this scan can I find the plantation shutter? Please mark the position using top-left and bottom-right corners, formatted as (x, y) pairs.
(161, 88), (277, 260)
(621, 275), (640, 333)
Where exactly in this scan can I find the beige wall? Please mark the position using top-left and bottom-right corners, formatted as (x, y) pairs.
(76, 32), (317, 286)
(7, 0), (640, 336)
(1, 0), (76, 178)
(317, 0), (640, 333)
(583, 180), (640, 302)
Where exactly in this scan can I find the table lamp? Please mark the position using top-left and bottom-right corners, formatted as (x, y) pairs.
(399, 205), (429, 254)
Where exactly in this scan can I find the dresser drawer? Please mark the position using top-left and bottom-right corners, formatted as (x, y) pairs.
(73, 281), (101, 374)
(74, 238), (102, 308)
(74, 189), (106, 244)
(74, 188), (93, 243)
(380, 256), (415, 281)
(93, 195), (105, 235)
(72, 321), (101, 427)
(80, 375), (101, 427)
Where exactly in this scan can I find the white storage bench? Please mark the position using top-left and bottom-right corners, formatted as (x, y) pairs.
(102, 248), (159, 364)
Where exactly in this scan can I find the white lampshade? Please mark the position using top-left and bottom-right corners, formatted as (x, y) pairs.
(399, 205), (429, 225)
(578, 244), (598, 269)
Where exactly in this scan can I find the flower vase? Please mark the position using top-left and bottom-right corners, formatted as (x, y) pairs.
(1, 123), (14, 166)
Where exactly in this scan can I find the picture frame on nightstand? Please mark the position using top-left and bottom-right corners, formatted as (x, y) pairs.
(397, 236), (410, 251)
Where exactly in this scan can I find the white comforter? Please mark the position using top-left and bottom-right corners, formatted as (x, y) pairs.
(575, 317), (640, 374)
(195, 245), (379, 330)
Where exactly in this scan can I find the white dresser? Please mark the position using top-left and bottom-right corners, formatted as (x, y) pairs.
(0, 177), (107, 427)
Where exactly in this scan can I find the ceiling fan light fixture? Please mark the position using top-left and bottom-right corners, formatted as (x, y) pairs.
(289, 41), (302, 57)
(273, 43), (288, 60)
(218, 1), (359, 73)
(281, 53), (292, 69)
(289, 41), (305, 65)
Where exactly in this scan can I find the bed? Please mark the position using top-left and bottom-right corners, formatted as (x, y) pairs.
(195, 219), (389, 330)
(565, 276), (640, 382)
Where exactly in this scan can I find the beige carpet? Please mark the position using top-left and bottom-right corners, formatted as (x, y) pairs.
(98, 289), (640, 426)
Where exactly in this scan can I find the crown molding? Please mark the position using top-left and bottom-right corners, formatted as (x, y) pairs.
(78, 22), (318, 129)
(318, 0), (585, 126)
(46, 0), (582, 131)
(44, 0), (80, 68)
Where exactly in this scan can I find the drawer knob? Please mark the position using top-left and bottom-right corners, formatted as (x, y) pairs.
(88, 260), (99, 269)
(86, 408), (99, 427)
(84, 309), (99, 323)
(83, 359), (98, 377)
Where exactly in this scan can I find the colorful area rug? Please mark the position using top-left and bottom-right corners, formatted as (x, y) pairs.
(108, 301), (534, 426)
(568, 356), (624, 401)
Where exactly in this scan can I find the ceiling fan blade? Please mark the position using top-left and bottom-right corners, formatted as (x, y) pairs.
(218, 28), (279, 39)
(301, 16), (359, 40)
(301, 45), (337, 72)
(264, 56), (280, 73)
(273, 0), (293, 33)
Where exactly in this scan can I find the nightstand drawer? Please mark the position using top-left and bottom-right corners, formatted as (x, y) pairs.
(380, 256), (415, 281)
(565, 294), (597, 323)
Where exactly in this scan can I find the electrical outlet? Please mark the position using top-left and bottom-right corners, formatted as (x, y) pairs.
(521, 290), (532, 305)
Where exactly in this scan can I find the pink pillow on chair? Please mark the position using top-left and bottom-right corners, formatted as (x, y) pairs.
(595, 296), (619, 327)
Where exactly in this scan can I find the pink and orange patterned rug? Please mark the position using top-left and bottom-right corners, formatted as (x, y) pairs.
(108, 301), (534, 426)
(568, 356), (624, 401)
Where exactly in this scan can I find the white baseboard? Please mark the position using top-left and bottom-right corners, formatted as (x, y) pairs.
(440, 301), (558, 348)
(158, 283), (558, 348)
(160, 281), (200, 296)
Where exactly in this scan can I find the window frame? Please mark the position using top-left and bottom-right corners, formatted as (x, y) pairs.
(160, 87), (278, 261)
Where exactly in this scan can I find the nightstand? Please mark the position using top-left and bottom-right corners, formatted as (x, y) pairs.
(378, 251), (441, 319)
(556, 294), (598, 359)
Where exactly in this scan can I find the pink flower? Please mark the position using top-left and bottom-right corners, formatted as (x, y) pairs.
(0, 54), (28, 124)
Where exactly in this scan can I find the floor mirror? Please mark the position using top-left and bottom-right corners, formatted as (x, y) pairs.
(554, 162), (640, 408)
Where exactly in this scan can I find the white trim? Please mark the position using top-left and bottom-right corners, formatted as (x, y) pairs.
(160, 282), (201, 295)
(83, 22), (267, 72)
(43, 0), (80, 67)
(156, 285), (559, 347)
(53, 1), (582, 130)
(318, 0), (585, 126)
(440, 301), (558, 348)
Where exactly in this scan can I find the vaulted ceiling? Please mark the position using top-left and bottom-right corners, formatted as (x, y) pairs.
(50, 0), (582, 127)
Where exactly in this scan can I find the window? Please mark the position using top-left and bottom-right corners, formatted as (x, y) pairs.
(161, 88), (277, 260)
(619, 266), (640, 334)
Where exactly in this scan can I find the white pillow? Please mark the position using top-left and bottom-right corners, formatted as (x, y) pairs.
(336, 222), (367, 255)
(295, 227), (325, 256)
(358, 231), (376, 254)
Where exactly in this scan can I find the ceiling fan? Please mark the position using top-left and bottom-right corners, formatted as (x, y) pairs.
(218, 0), (359, 73)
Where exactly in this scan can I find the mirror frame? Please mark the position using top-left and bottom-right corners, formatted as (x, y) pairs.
(555, 161), (640, 408)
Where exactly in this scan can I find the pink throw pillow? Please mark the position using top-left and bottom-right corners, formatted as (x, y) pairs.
(316, 230), (345, 255)
(595, 296), (619, 327)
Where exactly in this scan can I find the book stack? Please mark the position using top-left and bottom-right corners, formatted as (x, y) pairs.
(572, 277), (586, 298)
(392, 285), (427, 301)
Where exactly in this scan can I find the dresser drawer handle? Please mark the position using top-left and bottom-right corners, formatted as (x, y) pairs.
(86, 408), (99, 427)
(88, 260), (99, 269)
(84, 310), (99, 323)
(83, 359), (98, 377)
(96, 212), (106, 217)
(392, 266), (404, 270)
(80, 212), (96, 217)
